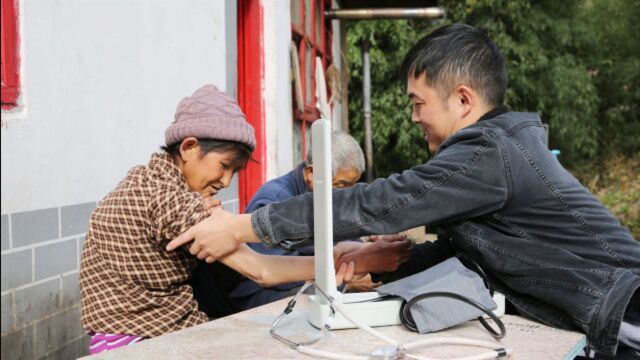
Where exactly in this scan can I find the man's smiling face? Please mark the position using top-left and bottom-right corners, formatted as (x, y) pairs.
(407, 73), (460, 154)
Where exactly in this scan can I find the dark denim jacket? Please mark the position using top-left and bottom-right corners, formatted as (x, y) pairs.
(251, 111), (640, 355)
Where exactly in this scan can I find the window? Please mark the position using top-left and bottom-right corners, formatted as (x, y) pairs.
(1, 0), (20, 109)
(291, 0), (332, 163)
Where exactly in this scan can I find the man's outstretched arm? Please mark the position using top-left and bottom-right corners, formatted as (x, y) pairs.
(166, 210), (412, 281)
(166, 207), (259, 261)
(168, 132), (507, 262)
(252, 133), (509, 250)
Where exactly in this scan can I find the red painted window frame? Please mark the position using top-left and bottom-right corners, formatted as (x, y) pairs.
(237, 0), (266, 213)
(1, 0), (20, 109)
(291, 0), (332, 162)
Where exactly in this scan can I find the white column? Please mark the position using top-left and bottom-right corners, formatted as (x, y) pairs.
(262, 0), (294, 179)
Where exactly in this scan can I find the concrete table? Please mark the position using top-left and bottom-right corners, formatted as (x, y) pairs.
(80, 297), (586, 360)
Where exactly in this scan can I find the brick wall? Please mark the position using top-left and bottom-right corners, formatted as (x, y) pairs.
(1, 178), (239, 359)
(1, 202), (94, 360)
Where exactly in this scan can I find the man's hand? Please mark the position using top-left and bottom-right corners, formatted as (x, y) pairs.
(338, 234), (412, 274)
(166, 206), (240, 262)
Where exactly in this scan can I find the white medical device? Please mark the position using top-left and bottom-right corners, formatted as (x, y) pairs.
(307, 118), (403, 330)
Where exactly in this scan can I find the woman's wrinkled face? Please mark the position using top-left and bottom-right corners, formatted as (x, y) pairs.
(178, 138), (240, 197)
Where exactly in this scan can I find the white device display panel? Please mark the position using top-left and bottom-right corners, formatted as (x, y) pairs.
(307, 119), (403, 329)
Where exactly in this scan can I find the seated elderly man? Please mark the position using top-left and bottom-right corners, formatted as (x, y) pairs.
(247, 131), (365, 212)
(229, 131), (409, 310)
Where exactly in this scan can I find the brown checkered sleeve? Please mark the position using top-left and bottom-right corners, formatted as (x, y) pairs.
(149, 182), (208, 245)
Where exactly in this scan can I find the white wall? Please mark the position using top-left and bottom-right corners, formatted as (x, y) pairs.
(262, 0), (294, 180)
(1, 0), (236, 214)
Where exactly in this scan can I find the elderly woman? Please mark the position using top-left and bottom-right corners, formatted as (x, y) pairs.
(80, 85), (375, 354)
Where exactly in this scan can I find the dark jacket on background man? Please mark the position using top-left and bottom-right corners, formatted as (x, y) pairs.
(245, 163), (309, 214)
(251, 110), (640, 356)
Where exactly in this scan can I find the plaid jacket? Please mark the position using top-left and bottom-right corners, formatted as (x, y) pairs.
(80, 153), (209, 337)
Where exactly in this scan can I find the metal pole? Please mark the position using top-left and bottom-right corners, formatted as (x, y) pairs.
(362, 39), (374, 183)
(326, 7), (446, 20)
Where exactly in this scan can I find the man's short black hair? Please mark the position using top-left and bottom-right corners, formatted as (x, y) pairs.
(400, 23), (508, 107)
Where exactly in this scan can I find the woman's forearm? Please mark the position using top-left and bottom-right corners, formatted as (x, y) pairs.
(256, 254), (315, 286)
(217, 244), (314, 287)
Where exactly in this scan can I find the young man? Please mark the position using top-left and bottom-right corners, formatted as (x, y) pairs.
(168, 24), (639, 357)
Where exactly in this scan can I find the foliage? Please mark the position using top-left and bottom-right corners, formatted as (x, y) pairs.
(578, 0), (640, 156)
(346, 0), (640, 176)
(345, 20), (432, 175)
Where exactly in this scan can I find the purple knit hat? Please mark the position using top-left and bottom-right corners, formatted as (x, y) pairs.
(165, 84), (256, 149)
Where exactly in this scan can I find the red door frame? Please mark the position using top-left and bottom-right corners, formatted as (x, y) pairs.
(237, 0), (266, 213)
(1, 0), (20, 109)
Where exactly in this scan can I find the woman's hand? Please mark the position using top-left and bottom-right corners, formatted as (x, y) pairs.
(343, 273), (382, 292)
(333, 241), (365, 266)
(335, 261), (356, 286)
(202, 196), (222, 216)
